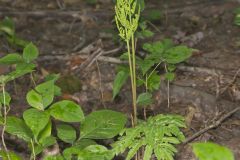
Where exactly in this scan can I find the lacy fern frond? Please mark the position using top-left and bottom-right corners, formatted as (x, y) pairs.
(111, 114), (186, 160)
(115, 0), (140, 41)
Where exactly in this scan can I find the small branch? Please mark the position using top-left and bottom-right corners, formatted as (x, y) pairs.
(219, 67), (240, 96)
(183, 107), (240, 144)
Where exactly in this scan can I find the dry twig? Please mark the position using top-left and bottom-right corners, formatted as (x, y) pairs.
(183, 107), (240, 144)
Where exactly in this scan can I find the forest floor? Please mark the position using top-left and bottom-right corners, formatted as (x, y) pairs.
(1, 0), (240, 159)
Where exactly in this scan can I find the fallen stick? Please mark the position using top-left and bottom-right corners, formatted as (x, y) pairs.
(183, 107), (240, 144)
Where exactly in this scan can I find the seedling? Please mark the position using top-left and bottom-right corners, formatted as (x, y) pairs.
(0, 17), (29, 48)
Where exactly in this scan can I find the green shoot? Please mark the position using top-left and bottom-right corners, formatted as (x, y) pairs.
(115, 0), (140, 126)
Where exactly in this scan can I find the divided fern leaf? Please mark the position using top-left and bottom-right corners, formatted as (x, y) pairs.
(111, 114), (186, 160)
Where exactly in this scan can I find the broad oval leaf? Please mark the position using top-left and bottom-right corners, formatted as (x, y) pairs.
(50, 100), (84, 122)
(57, 124), (76, 144)
(26, 80), (55, 110)
(112, 70), (129, 99)
(80, 110), (127, 139)
(147, 72), (161, 91)
(164, 46), (192, 64)
(63, 139), (96, 159)
(35, 136), (57, 156)
(38, 120), (52, 142)
(0, 53), (23, 65)
(192, 142), (234, 160)
(77, 145), (111, 160)
(23, 43), (39, 63)
(137, 93), (153, 106)
(23, 108), (49, 139)
(6, 116), (33, 142)
(26, 90), (44, 110)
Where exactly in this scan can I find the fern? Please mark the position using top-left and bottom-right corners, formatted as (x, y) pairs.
(111, 114), (186, 160)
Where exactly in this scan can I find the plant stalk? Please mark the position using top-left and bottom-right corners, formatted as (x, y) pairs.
(31, 139), (36, 160)
(1, 84), (10, 160)
(126, 40), (137, 126)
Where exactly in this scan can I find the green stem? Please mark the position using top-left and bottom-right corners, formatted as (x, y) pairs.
(1, 84), (10, 160)
(131, 35), (137, 126)
(31, 139), (36, 160)
(126, 40), (137, 126)
(147, 61), (162, 80)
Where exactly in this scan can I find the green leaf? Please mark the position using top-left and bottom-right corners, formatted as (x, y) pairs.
(0, 17), (15, 36)
(23, 109), (49, 139)
(77, 145), (112, 160)
(26, 80), (55, 110)
(38, 120), (52, 142)
(147, 72), (161, 91)
(2, 63), (35, 83)
(139, 58), (155, 75)
(39, 136), (56, 149)
(137, 29), (154, 39)
(0, 91), (11, 106)
(112, 70), (129, 99)
(80, 110), (127, 139)
(6, 116), (33, 142)
(192, 142), (234, 160)
(165, 72), (175, 82)
(145, 9), (162, 21)
(50, 100), (84, 122)
(162, 39), (174, 51)
(0, 151), (22, 160)
(7, 35), (29, 48)
(35, 136), (56, 155)
(164, 46), (192, 64)
(23, 43), (39, 63)
(143, 41), (164, 56)
(43, 155), (64, 160)
(167, 64), (176, 72)
(0, 53), (23, 65)
(126, 140), (145, 160)
(57, 124), (76, 144)
(26, 90), (44, 110)
(63, 139), (96, 159)
(137, 93), (153, 106)
(143, 145), (153, 160)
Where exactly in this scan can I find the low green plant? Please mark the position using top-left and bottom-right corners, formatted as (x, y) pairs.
(1, 78), (127, 159)
(113, 0), (192, 159)
(192, 142), (235, 160)
(234, 7), (240, 26)
(111, 115), (186, 160)
(0, 42), (127, 159)
(0, 17), (29, 48)
(0, 42), (38, 159)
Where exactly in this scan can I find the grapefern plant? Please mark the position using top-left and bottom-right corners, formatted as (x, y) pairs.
(111, 114), (186, 160)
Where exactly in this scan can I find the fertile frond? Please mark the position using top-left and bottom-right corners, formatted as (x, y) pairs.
(111, 114), (186, 160)
(115, 0), (140, 41)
